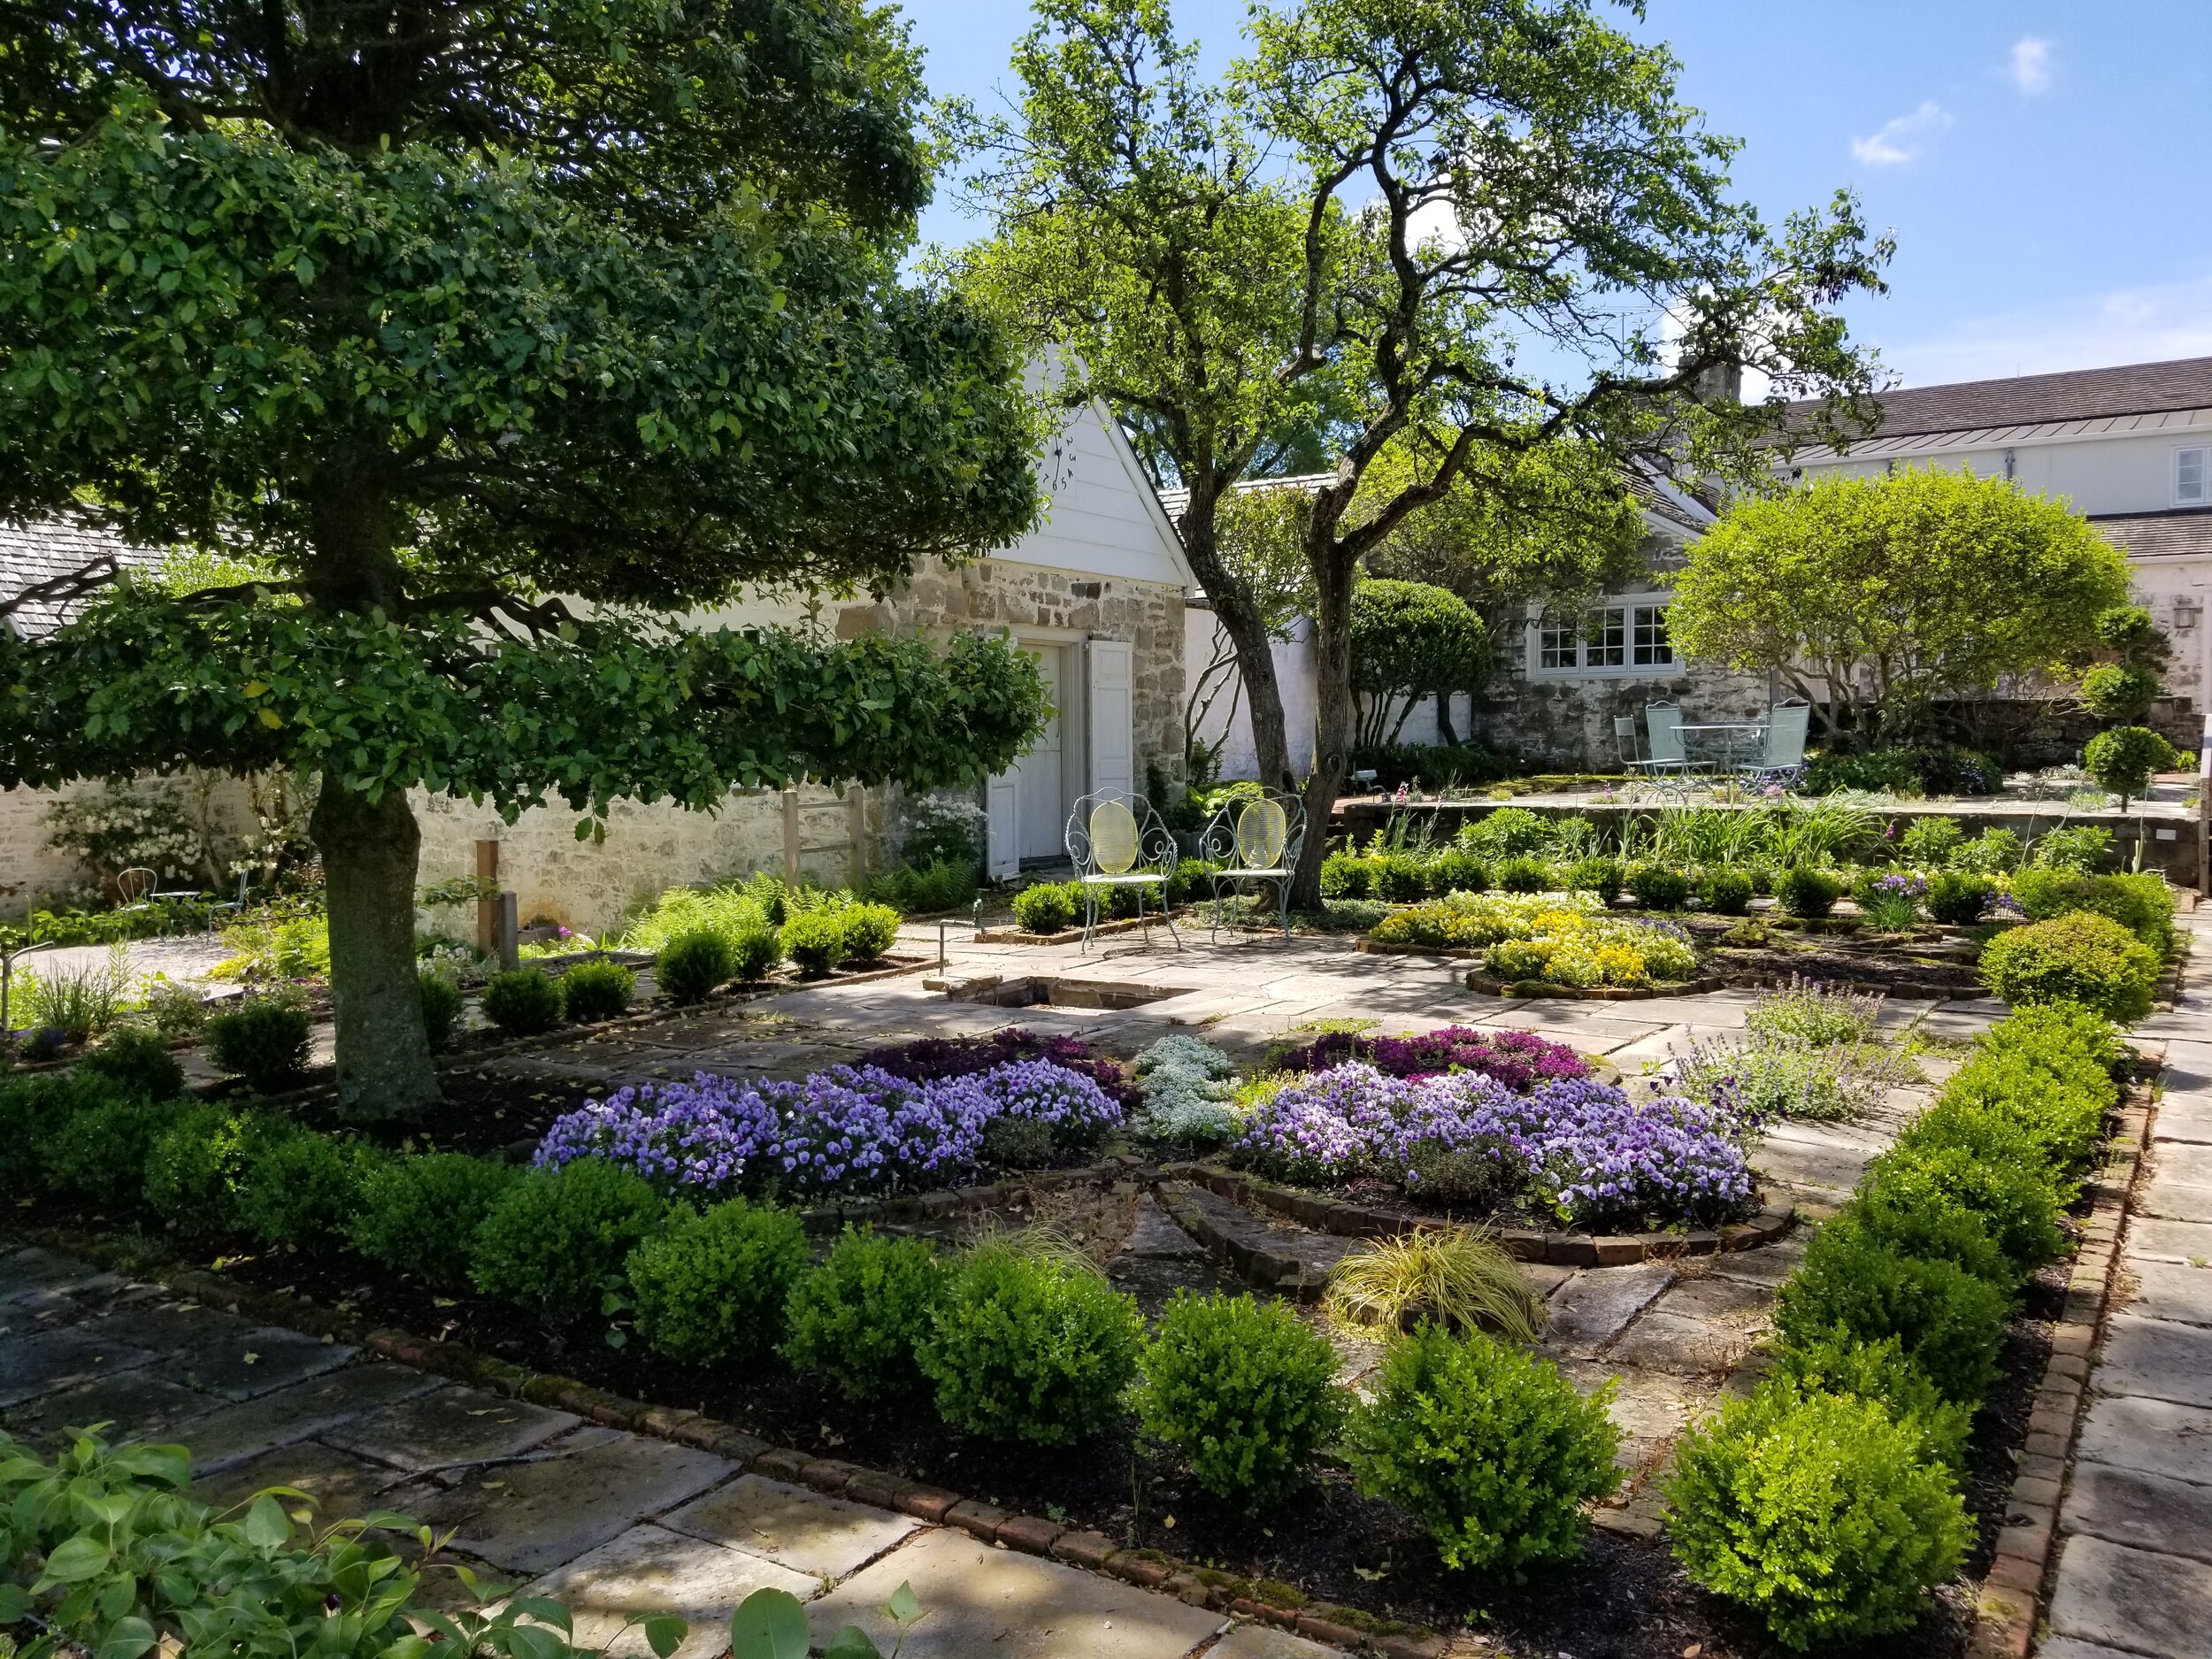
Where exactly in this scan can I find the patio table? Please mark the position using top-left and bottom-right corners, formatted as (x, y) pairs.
(1678, 722), (1768, 773)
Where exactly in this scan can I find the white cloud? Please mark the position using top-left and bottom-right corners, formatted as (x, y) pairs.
(1851, 101), (1953, 167)
(1879, 272), (2212, 387)
(2007, 36), (2055, 96)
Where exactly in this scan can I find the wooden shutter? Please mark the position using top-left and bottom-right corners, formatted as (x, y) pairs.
(1086, 638), (1135, 800)
(986, 775), (1020, 879)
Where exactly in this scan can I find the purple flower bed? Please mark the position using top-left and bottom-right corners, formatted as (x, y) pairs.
(858, 1028), (1140, 1108)
(1236, 1063), (1756, 1230)
(537, 1057), (1122, 1199)
(1277, 1025), (1591, 1091)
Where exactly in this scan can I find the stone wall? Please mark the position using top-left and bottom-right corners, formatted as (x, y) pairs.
(0, 774), (260, 912)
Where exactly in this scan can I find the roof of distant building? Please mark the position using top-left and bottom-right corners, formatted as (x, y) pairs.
(1791, 356), (2212, 445)
(2087, 506), (2212, 562)
(1156, 465), (1710, 538)
(0, 518), (160, 639)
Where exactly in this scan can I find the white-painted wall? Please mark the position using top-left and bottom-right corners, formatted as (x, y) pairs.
(1795, 419), (2212, 518)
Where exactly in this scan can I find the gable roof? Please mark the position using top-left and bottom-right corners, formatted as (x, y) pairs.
(0, 518), (159, 639)
(1157, 464), (1712, 542)
(2087, 506), (2212, 562)
(1792, 356), (2212, 444)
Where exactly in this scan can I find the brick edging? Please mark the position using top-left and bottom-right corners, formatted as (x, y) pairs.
(4, 1222), (1446, 1659)
(1967, 1049), (2164, 1659)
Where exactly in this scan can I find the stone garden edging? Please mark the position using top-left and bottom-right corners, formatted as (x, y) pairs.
(6, 1222), (1448, 1659)
(1966, 1056), (2163, 1659)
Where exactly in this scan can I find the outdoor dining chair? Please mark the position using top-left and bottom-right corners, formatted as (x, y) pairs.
(1738, 699), (1811, 789)
(1197, 787), (1306, 941)
(1612, 715), (1644, 769)
(1634, 703), (1701, 796)
(1065, 790), (1182, 951)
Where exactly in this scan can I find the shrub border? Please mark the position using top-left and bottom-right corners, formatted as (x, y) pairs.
(3, 1221), (1449, 1659)
(1966, 1052), (2161, 1659)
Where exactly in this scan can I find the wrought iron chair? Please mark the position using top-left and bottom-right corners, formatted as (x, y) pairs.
(1065, 791), (1182, 951)
(114, 866), (157, 910)
(1197, 787), (1306, 941)
(1736, 699), (1811, 790)
(1634, 702), (1701, 798)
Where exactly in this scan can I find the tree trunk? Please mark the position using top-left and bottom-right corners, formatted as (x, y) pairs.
(312, 780), (440, 1118)
(1436, 689), (1458, 746)
(1176, 495), (1296, 791)
(1289, 558), (1357, 911)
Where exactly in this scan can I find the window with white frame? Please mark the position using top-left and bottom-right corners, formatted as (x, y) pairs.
(2178, 446), (2208, 506)
(1530, 596), (1674, 676)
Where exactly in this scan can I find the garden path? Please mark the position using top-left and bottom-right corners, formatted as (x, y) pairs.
(0, 1243), (1348, 1659)
(2041, 904), (2212, 1659)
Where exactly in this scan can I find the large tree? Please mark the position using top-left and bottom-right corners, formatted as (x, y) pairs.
(1667, 466), (2133, 743)
(951, 0), (1889, 905)
(0, 2), (1047, 1117)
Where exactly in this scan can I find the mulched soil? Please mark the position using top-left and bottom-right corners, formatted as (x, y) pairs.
(1673, 914), (1988, 996)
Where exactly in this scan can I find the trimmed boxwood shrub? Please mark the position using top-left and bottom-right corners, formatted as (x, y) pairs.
(2009, 870), (2175, 952)
(1375, 854), (1431, 901)
(1347, 1321), (1619, 1572)
(80, 1027), (186, 1101)
(1012, 882), (1079, 935)
(1431, 849), (1489, 895)
(1133, 1290), (1347, 1509)
(1773, 1226), (2009, 1405)
(1842, 1166), (2017, 1290)
(1863, 1138), (2066, 1276)
(1564, 855), (1624, 903)
(917, 1243), (1143, 1446)
(1492, 856), (1553, 895)
(1940, 1050), (2107, 1176)
(1319, 850), (1373, 899)
(784, 1229), (950, 1402)
(1924, 871), (1993, 926)
(1664, 1381), (1970, 1650)
(1697, 868), (1755, 916)
(143, 1105), (273, 1236)
(656, 927), (735, 1003)
(1770, 1332), (1970, 1475)
(472, 1158), (666, 1317)
(38, 1093), (175, 1206)
(730, 924), (784, 982)
(351, 1153), (520, 1288)
(1978, 910), (2159, 1024)
(1776, 865), (1842, 919)
(419, 970), (465, 1050)
(236, 1125), (383, 1250)
(205, 995), (311, 1091)
(558, 959), (636, 1023)
(1625, 864), (1693, 910)
(480, 968), (565, 1036)
(839, 902), (903, 963)
(1985, 1000), (2126, 1076)
(627, 1197), (810, 1367)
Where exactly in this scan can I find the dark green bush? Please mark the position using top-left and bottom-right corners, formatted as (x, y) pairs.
(1430, 849), (1489, 894)
(784, 1229), (949, 1402)
(839, 902), (903, 963)
(472, 1158), (666, 1317)
(1842, 1166), (2017, 1289)
(204, 995), (311, 1092)
(1924, 871), (1993, 926)
(1012, 882), (1078, 934)
(1940, 1050), (2107, 1177)
(80, 1027), (186, 1100)
(1770, 1332), (1970, 1474)
(1984, 1000), (2125, 1075)
(350, 1153), (520, 1288)
(39, 1093), (174, 1205)
(1375, 855), (1430, 901)
(627, 1198), (811, 1367)
(1664, 1381), (1970, 1650)
(1979, 910), (2159, 1023)
(1133, 1291), (1347, 1509)
(143, 1105), (272, 1235)
(237, 1125), (382, 1249)
(0, 1071), (109, 1156)
(480, 968), (565, 1036)
(1698, 869), (1755, 916)
(1776, 865), (1842, 919)
(2009, 870), (2175, 952)
(781, 909), (849, 973)
(1864, 1139), (2065, 1276)
(419, 970), (465, 1050)
(656, 927), (735, 1003)
(557, 960), (636, 1024)
(2084, 725), (2177, 805)
(917, 1244), (1143, 1446)
(1346, 1322), (1619, 1573)
(1564, 855), (1624, 902)
(1773, 1226), (2009, 1405)
(729, 925), (784, 982)
(1625, 864), (1692, 910)
(1491, 855), (1553, 895)
(1319, 850), (1373, 899)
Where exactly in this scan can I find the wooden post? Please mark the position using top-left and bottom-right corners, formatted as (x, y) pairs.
(496, 891), (519, 972)
(474, 839), (500, 955)
(847, 786), (868, 886)
(781, 787), (802, 884)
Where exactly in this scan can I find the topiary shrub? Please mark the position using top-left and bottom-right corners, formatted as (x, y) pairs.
(1776, 865), (1842, 919)
(1133, 1290), (1348, 1509)
(1012, 882), (1078, 935)
(1564, 855), (1624, 903)
(204, 995), (311, 1092)
(784, 1228), (949, 1402)
(1940, 1050), (2107, 1177)
(1625, 864), (1692, 910)
(1664, 1381), (1970, 1650)
(2010, 870), (2175, 952)
(1698, 868), (1755, 916)
(1978, 910), (2158, 1023)
(1924, 871), (1993, 926)
(2084, 725), (2177, 809)
(557, 959), (636, 1024)
(1430, 849), (1489, 895)
(656, 927), (736, 1003)
(1319, 850), (1373, 899)
(917, 1243), (1143, 1446)
(38, 1092), (175, 1206)
(1375, 855), (1430, 901)
(838, 902), (903, 963)
(480, 968), (565, 1036)
(350, 1152), (520, 1288)
(236, 1125), (383, 1250)
(627, 1197), (811, 1368)
(1773, 1225), (2009, 1405)
(1770, 1332), (1970, 1474)
(419, 970), (465, 1050)
(1864, 1137), (2065, 1278)
(79, 1026), (187, 1101)
(143, 1104), (273, 1236)
(780, 910), (849, 975)
(472, 1158), (666, 1317)
(1346, 1322), (1619, 1572)
(729, 924), (785, 983)
(1491, 856), (1553, 895)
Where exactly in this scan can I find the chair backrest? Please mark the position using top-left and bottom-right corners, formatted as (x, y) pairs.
(1612, 715), (1641, 765)
(115, 866), (156, 904)
(1644, 703), (1686, 764)
(1763, 700), (1811, 768)
(1233, 797), (1289, 869)
(1089, 800), (1141, 874)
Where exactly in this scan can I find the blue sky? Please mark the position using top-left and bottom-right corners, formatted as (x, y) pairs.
(903, 1), (2212, 389)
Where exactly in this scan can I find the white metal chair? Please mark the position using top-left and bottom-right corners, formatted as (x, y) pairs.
(1198, 788), (1307, 941)
(1635, 703), (1701, 796)
(1065, 791), (1182, 951)
(1738, 700), (1811, 789)
(114, 866), (157, 910)
(1612, 715), (1644, 769)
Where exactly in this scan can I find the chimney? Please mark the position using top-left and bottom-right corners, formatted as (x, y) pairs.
(1693, 362), (1742, 404)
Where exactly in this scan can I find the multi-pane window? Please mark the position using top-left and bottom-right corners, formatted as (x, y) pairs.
(2177, 447), (2207, 506)
(1532, 598), (1673, 675)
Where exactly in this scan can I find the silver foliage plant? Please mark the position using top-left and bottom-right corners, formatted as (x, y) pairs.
(1133, 1033), (1241, 1146)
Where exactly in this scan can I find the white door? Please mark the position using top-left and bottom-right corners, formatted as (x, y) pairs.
(1086, 638), (1134, 800)
(1013, 647), (1066, 861)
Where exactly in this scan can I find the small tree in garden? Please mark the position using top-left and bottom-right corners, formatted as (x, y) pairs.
(0, 2), (1048, 1119)
(2077, 603), (2179, 810)
(1668, 467), (2131, 744)
(1349, 580), (1488, 747)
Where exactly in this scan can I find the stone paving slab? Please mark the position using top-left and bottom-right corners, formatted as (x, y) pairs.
(1645, 1272), (1777, 1330)
(523, 1523), (817, 1659)
(1207, 1625), (1349, 1658)
(0, 1247), (123, 1308)
(2058, 1462), (2212, 1566)
(1541, 1263), (1674, 1359)
(169, 1363), (445, 1472)
(803, 1527), (1222, 1659)
(0, 1323), (156, 1408)
(1601, 1310), (1752, 1376)
(2118, 1258), (2212, 1326)
(2096, 1314), (2212, 1409)
(326, 1383), (582, 1474)
(2032, 1640), (2153, 1659)
(191, 1438), (441, 1520)
(2150, 1142), (2212, 1189)
(0, 1368), (224, 1447)
(2047, 1533), (2212, 1659)
(663, 1474), (918, 1582)
(96, 1310), (358, 1402)
(2125, 1217), (2212, 1264)
(2152, 1094), (2212, 1144)
(1707, 1235), (1809, 1288)
(418, 1427), (737, 1576)
(2077, 1394), (2212, 1486)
